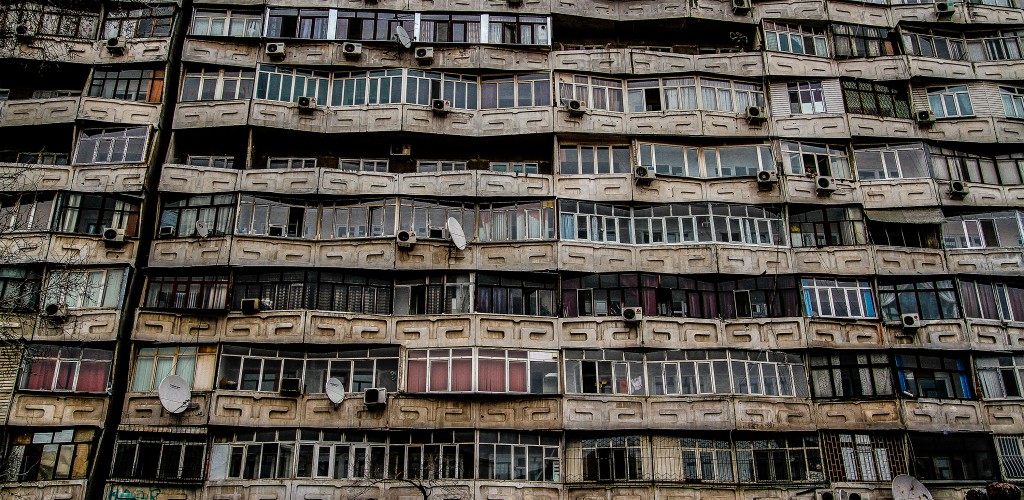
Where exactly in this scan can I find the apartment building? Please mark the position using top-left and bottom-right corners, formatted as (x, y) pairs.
(1, 0), (1024, 499)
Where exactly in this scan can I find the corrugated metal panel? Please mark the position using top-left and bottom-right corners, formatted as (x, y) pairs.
(971, 80), (1005, 117)
(117, 424), (208, 435)
(911, 84), (930, 111)
(770, 81), (793, 117)
(822, 79), (845, 114)
(0, 348), (21, 426)
(864, 207), (946, 224)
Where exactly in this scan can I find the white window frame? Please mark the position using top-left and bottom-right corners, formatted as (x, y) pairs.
(130, 345), (199, 392)
(801, 278), (876, 319)
(416, 160), (467, 173)
(339, 158), (389, 172)
(1002, 86), (1024, 119)
(191, 9), (262, 37)
(928, 85), (974, 118)
(72, 127), (150, 165)
(764, 21), (829, 57)
(787, 81), (827, 114)
(489, 161), (539, 173)
(266, 157), (316, 169)
(47, 268), (128, 309)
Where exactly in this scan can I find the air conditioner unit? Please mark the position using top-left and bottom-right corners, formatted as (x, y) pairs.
(566, 99), (587, 116)
(815, 175), (837, 195)
(265, 42), (286, 58)
(106, 37), (126, 55)
(949, 179), (969, 198)
(901, 313), (921, 330)
(756, 170), (779, 189)
(634, 165), (655, 184)
(279, 378), (302, 395)
(342, 42), (362, 59)
(745, 105), (767, 124)
(158, 225), (176, 237)
(622, 307), (643, 323)
(297, 95), (317, 111)
(240, 298), (262, 315)
(935, 0), (956, 15)
(390, 144), (412, 156)
(428, 226), (447, 239)
(43, 303), (68, 319)
(102, 227), (125, 245)
(397, 230), (417, 248)
(732, 0), (752, 14)
(432, 98), (451, 114)
(415, 47), (434, 64)
(364, 387), (387, 406)
(15, 24), (34, 42)
(916, 109), (936, 126)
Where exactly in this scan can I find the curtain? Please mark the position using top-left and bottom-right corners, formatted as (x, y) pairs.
(508, 361), (526, 392)
(76, 361), (109, 392)
(451, 358), (472, 391)
(429, 360), (449, 391)
(25, 357), (56, 390)
(478, 358), (505, 392)
(407, 360), (427, 392)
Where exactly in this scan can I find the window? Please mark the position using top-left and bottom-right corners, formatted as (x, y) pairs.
(811, 353), (894, 399)
(103, 5), (175, 39)
(977, 355), (1024, 399)
(736, 434), (825, 483)
(670, 436), (733, 482)
(231, 270), (392, 314)
(558, 145), (631, 175)
(821, 433), (907, 482)
(406, 348), (558, 394)
(158, 194), (236, 238)
(646, 350), (731, 396)
(854, 143), (929, 180)
(572, 435), (645, 482)
(842, 79), (912, 119)
(801, 278), (876, 319)
(187, 155), (235, 169)
(637, 143), (775, 178)
(996, 153), (1024, 186)
(16, 152), (69, 165)
(564, 349), (646, 395)
(489, 162), (539, 174)
(765, 22), (828, 56)
(191, 9), (261, 37)
(405, 70), (479, 109)
(477, 201), (556, 242)
(731, 351), (809, 397)
(478, 431), (560, 481)
(73, 127), (149, 165)
(929, 146), (1001, 184)
(419, 14), (481, 43)
(960, 280), (1024, 321)
(973, 30), (1024, 61)
(5, 428), (95, 481)
(180, 68), (254, 101)
(130, 345), (209, 393)
(474, 274), (557, 316)
(487, 15), (548, 45)
(208, 429), (296, 479)
(787, 81), (827, 114)
(88, 67), (164, 103)
(209, 430), (388, 480)
(789, 207), (866, 247)
(47, 268), (127, 309)
(902, 31), (966, 61)
(895, 353), (973, 399)
(1002, 86), (1024, 119)
(869, 220), (942, 249)
(335, 11), (414, 42)
(266, 8), (328, 39)
(0, 267), (42, 312)
(320, 198), (396, 239)
(558, 75), (624, 112)
(393, 274), (471, 315)
(398, 199), (474, 241)
(781, 141), (851, 179)
(340, 159), (388, 172)
(0, 3), (98, 39)
(19, 345), (112, 393)
(877, 279), (959, 322)
(0, 193), (54, 232)
(255, 65), (329, 105)
(910, 434), (997, 481)
(942, 211), (1024, 249)
(996, 435), (1024, 479)
(302, 430), (386, 480)
(55, 192), (139, 237)
(627, 78), (696, 112)
(145, 275), (228, 310)
(417, 160), (467, 173)
(217, 346), (399, 394)
(265, 158), (316, 170)
(387, 431), (475, 480)
(329, 70), (404, 106)
(700, 78), (765, 113)
(111, 433), (206, 482)
(832, 23), (898, 58)
(481, 73), (551, 108)
(927, 85), (974, 118)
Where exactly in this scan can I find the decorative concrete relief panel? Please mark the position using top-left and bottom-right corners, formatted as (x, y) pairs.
(554, 49), (629, 74)
(477, 46), (550, 71)
(827, 2), (890, 26)
(249, 101), (327, 133)
(636, 245), (717, 275)
(694, 53), (765, 79)
(983, 402), (1024, 434)
(563, 397), (647, 430)
(478, 398), (562, 429)
(838, 58), (909, 81)
(78, 97), (160, 125)
(558, 242), (635, 272)
(182, 38), (258, 66)
(0, 480), (87, 500)
(395, 241), (474, 270)
(272, 42), (333, 66)
(628, 51), (694, 74)
(702, 112), (770, 137)
(8, 394), (108, 427)
(648, 398), (733, 430)
(229, 238), (316, 266)
(706, 178), (785, 205)
(477, 484), (561, 500)
(902, 400), (984, 432)
(34, 310), (120, 342)
(627, 112), (702, 136)
(122, 393), (211, 427)
(734, 398), (815, 431)
(848, 115), (920, 140)
(722, 319), (805, 350)
(966, 3), (1024, 23)
(926, 118), (997, 143)
(477, 171), (552, 197)
(302, 396), (389, 429)
(884, 320), (969, 350)
(937, 180), (1006, 207)
(405, 106), (477, 136)
(967, 320), (1011, 351)
(223, 312), (304, 343)
(1005, 185), (1024, 207)
(4, 38), (99, 64)
(173, 100), (251, 129)
(891, 3), (966, 23)
(239, 169), (318, 194)
(551, 0), (619, 18)
(306, 313), (390, 344)
(0, 164), (73, 192)
(814, 401), (901, 429)
(633, 178), (704, 203)
(1006, 323), (1024, 349)
(717, 246), (793, 275)
(400, 171), (475, 197)
(860, 179), (937, 209)
(477, 242), (557, 272)
(784, 176), (861, 204)
(95, 39), (170, 63)
(47, 235), (136, 265)
(160, 164), (239, 193)
(0, 97), (79, 127)
(390, 397), (475, 428)
(994, 118), (1024, 143)
(74, 165), (146, 192)
(108, 484), (197, 500)
(1, 313), (37, 341)
(0, 233), (48, 264)
(478, 108), (554, 136)
(792, 246), (873, 276)
(209, 393), (301, 427)
(908, 57), (975, 80)
(317, 240), (395, 269)
(393, 316), (472, 346)
(806, 319), (884, 348)
(324, 105), (402, 134)
(554, 110), (628, 135)
(556, 175), (633, 202)
(765, 53), (837, 78)
(476, 315), (558, 348)
(976, 60), (1024, 81)
(873, 247), (947, 275)
(567, 487), (655, 500)
(773, 115), (850, 140)
(150, 238), (232, 267)
(292, 484), (384, 500)
(946, 248), (1024, 275)
(558, 318), (640, 347)
(754, 0), (826, 20)
(643, 318), (721, 348)
(205, 484), (288, 500)
(618, 0), (689, 19)
(319, 170), (397, 196)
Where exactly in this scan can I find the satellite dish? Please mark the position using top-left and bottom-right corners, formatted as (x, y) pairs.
(195, 220), (209, 238)
(446, 217), (467, 251)
(394, 26), (412, 49)
(157, 374), (192, 414)
(325, 377), (346, 404)
(893, 475), (934, 500)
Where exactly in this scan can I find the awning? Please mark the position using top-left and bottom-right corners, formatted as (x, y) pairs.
(863, 208), (946, 224)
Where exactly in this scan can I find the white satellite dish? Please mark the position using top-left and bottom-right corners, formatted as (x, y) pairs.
(195, 220), (210, 238)
(325, 377), (346, 404)
(394, 26), (412, 49)
(157, 374), (192, 414)
(893, 475), (934, 500)
(446, 217), (467, 251)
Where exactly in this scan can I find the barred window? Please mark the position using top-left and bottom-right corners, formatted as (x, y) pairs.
(55, 192), (139, 237)
(111, 433), (206, 482)
(765, 22), (828, 56)
(73, 127), (149, 165)
(103, 4), (175, 39)
(789, 206), (866, 247)
(996, 435), (1024, 479)
(821, 433), (907, 482)
(801, 278), (876, 319)
(832, 23), (898, 58)
(558, 144), (631, 175)
(675, 436), (733, 482)
(158, 194), (236, 238)
(388, 430), (475, 480)
(976, 355), (1024, 399)
(478, 431), (560, 481)
(255, 65), (329, 105)
(19, 345), (112, 393)
(5, 428), (95, 481)
(910, 434), (997, 481)
(477, 201), (556, 242)
(181, 68), (254, 101)
(474, 274), (557, 316)
(419, 13), (481, 43)
(217, 346), (399, 394)
(735, 434), (824, 483)
(266, 8), (328, 39)
(573, 435), (645, 482)
(481, 73), (551, 108)
(407, 348), (558, 394)
(191, 9), (261, 37)
(810, 353), (894, 399)
(0, 3), (99, 39)
(557, 75), (624, 112)
(895, 353), (973, 399)
(781, 141), (851, 179)
(877, 279), (959, 322)
(841, 79), (912, 119)
(145, 275), (228, 310)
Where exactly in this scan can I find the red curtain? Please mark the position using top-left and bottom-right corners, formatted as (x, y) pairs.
(407, 360), (427, 392)
(25, 358), (56, 390)
(508, 361), (527, 392)
(76, 361), (110, 392)
(478, 358), (506, 392)
(430, 360), (450, 391)
(451, 359), (472, 391)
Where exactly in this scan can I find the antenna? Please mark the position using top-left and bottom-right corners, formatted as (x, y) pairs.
(893, 475), (934, 500)
(325, 377), (346, 405)
(157, 374), (192, 414)
(446, 216), (467, 251)
(195, 220), (210, 238)
(394, 26), (412, 49)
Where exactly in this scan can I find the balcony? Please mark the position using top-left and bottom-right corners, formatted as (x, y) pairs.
(946, 247), (1024, 275)
(150, 236), (232, 267)
(900, 399), (985, 432)
(765, 53), (837, 79)
(753, 0), (827, 21)
(908, 56), (976, 80)
(966, 2), (1024, 23)
(391, 397), (562, 429)
(813, 400), (902, 430)
(558, 241), (635, 273)
(635, 176), (785, 204)
(847, 115), (921, 140)
(556, 174), (632, 201)
(634, 244), (717, 274)
(643, 317), (722, 349)
(400, 170), (553, 198)
(0, 480), (87, 500)
(77, 97), (161, 126)
(208, 391), (388, 428)
(734, 397), (815, 431)
(553, 49), (629, 74)
(0, 96), (80, 127)
(558, 317), (641, 349)
(325, 104), (403, 133)
(837, 57), (910, 81)
(32, 309), (122, 342)
(882, 319), (970, 349)
(967, 318), (1020, 351)
(983, 401), (1024, 434)
(890, 2), (968, 23)
(159, 164), (239, 192)
(827, 1), (890, 25)
(721, 317), (806, 350)
(554, 108), (627, 135)
(121, 392), (212, 427)
(250, 100), (327, 133)
(872, 246), (947, 275)
(718, 244), (794, 274)
(94, 38), (171, 64)
(994, 117), (1024, 142)
(173, 100), (250, 128)
(563, 395), (813, 431)
(783, 176), (861, 204)
(975, 59), (1024, 81)
(773, 113), (851, 139)
(860, 179), (939, 209)
(0, 163), (73, 192)
(937, 180), (1007, 207)
(182, 38), (259, 66)
(805, 318), (884, 348)
(46, 234), (138, 266)
(7, 393), (108, 427)
(922, 116), (998, 143)
(73, 165), (147, 192)
(626, 51), (764, 79)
